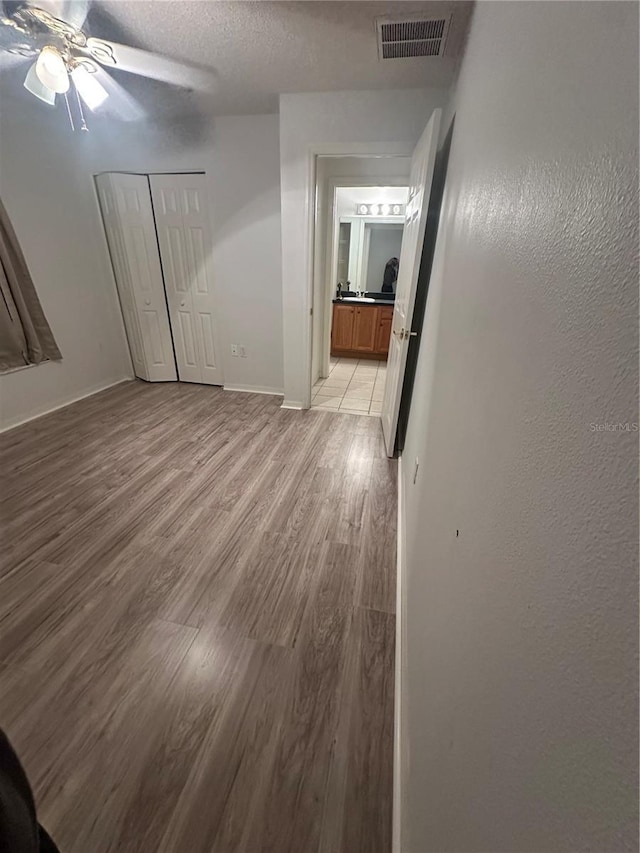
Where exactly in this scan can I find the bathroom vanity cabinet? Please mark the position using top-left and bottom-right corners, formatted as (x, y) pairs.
(330, 301), (393, 359)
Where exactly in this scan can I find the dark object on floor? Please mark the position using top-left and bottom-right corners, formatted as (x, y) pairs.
(0, 729), (59, 853)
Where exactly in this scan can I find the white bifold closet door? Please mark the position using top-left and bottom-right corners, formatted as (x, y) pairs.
(95, 173), (177, 381)
(149, 174), (223, 386)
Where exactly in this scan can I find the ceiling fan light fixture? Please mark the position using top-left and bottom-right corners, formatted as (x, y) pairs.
(71, 64), (108, 110)
(24, 62), (56, 105)
(35, 45), (69, 93)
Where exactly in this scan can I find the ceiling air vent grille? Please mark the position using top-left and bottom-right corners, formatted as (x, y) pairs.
(377, 16), (451, 60)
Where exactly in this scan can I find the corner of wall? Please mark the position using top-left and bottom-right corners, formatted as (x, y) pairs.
(393, 452), (408, 853)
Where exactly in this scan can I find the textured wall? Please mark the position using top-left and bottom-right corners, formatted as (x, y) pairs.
(401, 2), (639, 851)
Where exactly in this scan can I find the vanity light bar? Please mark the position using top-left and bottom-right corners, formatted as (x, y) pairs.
(355, 203), (405, 216)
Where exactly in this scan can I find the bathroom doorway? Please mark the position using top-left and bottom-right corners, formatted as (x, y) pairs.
(311, 175), (409, 416)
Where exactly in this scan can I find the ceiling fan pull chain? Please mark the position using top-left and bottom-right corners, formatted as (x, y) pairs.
(74, 85), (89, 132)
(63, 92), (75, 132)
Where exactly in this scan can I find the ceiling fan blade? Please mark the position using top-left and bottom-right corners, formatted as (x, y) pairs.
(27, 0), (89, 29)
(85, 38), (216, 92)
(0, 49), (32, 69)
(86, 64), (145, 122)
(0, 18), (38, 61)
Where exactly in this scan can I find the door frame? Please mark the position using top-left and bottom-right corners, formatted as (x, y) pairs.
(323, 209), (406, 379)
(305, 143), (414, 406)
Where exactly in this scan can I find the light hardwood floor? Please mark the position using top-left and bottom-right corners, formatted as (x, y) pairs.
(0, 380), (397, 853)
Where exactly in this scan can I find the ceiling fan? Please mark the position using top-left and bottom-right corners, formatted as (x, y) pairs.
(0, 0), (216, 128)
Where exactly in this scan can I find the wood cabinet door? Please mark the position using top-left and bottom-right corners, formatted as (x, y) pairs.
(332, 304), (355, 350)
(352, 306), (378, 352)
(375, 306), (393, 355)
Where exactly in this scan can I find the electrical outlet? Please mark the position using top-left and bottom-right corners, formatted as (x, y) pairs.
(230, 344), (238, 357)
(239, 345), (247, 358)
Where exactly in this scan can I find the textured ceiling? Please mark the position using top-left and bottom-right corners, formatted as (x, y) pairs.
(0, 1), (473, 126)
(87, 0), (473, 115)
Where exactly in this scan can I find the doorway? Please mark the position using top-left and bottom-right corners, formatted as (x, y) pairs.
(310, 164), (410, 417)
(306, 111), (442, 456)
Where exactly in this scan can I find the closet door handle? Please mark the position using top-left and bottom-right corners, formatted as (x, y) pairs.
(144, 299), (151, 306)
(180, 301), (185, 307)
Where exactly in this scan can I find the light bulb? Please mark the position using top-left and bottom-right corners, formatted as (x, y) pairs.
(24, 62), (56, 105)
(381, 204), (390, 216)
(72, 65), (108, 110)
(35, 46), (69, 94)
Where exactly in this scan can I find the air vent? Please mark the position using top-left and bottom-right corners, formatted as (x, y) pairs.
(376, 15), (451, 60)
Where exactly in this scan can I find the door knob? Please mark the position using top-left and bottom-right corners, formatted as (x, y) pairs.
(144, 299), (151, 305)
(180, 301), (185, 307)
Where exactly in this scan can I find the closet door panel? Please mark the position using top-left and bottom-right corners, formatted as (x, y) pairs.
(96, 175), (149, 380)
(178, 310), (199, 369)
(96, 173), (177, 382)
(199, 313), (217, 369)
(182, 183), (222, 385)
(156, 218), (200, 383)
(150, 174), (223, 386)
(113, 175), (177, 381)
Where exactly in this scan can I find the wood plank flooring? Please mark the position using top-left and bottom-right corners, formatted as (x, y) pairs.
(0, 380), (397, 853)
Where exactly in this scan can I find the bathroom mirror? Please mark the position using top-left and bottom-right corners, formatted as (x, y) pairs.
(334, 184), (408, 296)
(337, 217), (404, 295)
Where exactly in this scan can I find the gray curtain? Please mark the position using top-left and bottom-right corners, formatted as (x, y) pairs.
(0, 197), (61, 371)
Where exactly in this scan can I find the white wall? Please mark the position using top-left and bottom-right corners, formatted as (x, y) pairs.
(364, 225), (403, 292)
(400, 3), (639, 852)
(0, 104), (133, 431)
(0, 103), (283, 430)
(280, 88), (448, 407)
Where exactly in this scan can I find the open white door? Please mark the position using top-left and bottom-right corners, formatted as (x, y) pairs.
(150, 173), (223, 386)
(381, 109), (441, 456)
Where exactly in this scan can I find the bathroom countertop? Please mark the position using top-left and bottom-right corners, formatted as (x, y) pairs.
(332, 297), (395, 306)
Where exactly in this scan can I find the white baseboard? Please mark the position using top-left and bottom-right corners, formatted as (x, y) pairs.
(223, 383), (284, 397)
(0, 376), (133, 433)
(280, 400), (304, 410)
(393, 453), (406, 853)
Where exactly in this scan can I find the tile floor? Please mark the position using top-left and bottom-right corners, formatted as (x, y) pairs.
(311, 357), (386, 416)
